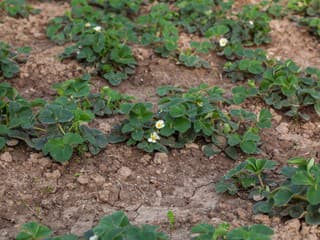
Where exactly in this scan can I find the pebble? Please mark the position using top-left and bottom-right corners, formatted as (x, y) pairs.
(99, 186), (119, 204)
(45, 170), (61, 180)
(91, 174), (106, 186)
(118, 166), (132, 180)
(99, 122), (112, 133)
(153, 152), (168, 165)
(6, 139), (19, 147)
(253, 214), (271, 225)
(185, 143), (200, 149)
(276, 122), (289, 135)
(285, 218), (301, 231)
(77, 175), (90, 185)
(0, 152), (12, 162)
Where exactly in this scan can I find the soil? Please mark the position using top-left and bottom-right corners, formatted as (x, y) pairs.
(0, 1), (320, 240)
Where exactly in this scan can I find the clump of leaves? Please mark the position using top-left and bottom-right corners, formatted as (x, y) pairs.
(173, 0), (234, 35)
(217, 157), (320, 225)
(17, 211), (169, 240)
(0, 76), (131, 162)
(191, 223), (273, 240)
(288, 0), (320, 38)
(0, 41), (31, 79)
(223, 47), (267, 81)
(215, 157), (278, 195)
(255, 158), (320, 225)
(47, 0), (138, 85)
(0, 0), (40, 18)
(17, 211), (274, 240)
(260, 60), (320, 120)
(109, 84), (271, 160)
(136, 3), (179, 58)
(191, 222), (273, 240)
(223, 47), (320, 119)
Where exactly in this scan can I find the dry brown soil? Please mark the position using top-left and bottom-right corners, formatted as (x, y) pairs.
(0, 1), (320, 240)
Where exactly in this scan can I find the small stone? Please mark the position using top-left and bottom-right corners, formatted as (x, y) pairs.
(253, 193), (265, 201)
(236, 208), (247, 220)
(276, 122), (289, 134)
(91, 174), (105, 186)
(0, 152), (12, 162)
(185, 143), (200, 149)
(138, 154), (152, 165)
(285, 218), (301, 231)
(253, 214), (271, 225)
(98, 186), (119, 204)
(28, 153), (42, 163)
(153, 152), (168, 165)
(118, 167), (132, 180)
(190, 213), (202, 223)
(99, 122), (112, 133)
(37, 157), (52, 168)
(44, 170), (61, 180)
(6, 139), (19, 147)
(156, 190), (162, 198)
(77, 175), (90, 185)
(71, 215), (94, 236)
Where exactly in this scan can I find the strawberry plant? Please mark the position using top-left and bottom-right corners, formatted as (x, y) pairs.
(259, 60), (320, 120)
(192, 222), (273, 240)
(136, 3), (179, 58)
(255, 158), (320, 225)
(0, 42), (31, 79)
(173, 0), (233, 34)
(17, 211), (273, 240)
(47, 0), (138, 85)
(0, 0), (39, 18)
(217, 157), (320, 225)
(109, 84), (271, 160)
(288, 0), (320, 38)
(17, 211), (169, 240)
(0, 75), (133, 162)
(223, 47), (320, 119)
(215, 157), (278, 195)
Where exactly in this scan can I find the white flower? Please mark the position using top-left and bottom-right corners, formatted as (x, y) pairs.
(89, 235), (98, 240)
(93, 26), (102, 32)
(148, 132), (160, 143)
(155, 120), (165, 129)
(219, 38), (228, 47)
(248, 20), (254, 26)
(85, 22), (91, 28)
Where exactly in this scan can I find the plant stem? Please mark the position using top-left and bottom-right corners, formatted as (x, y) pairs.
(292, 195), (308, 202)
(257, 174), (265, 188)
(33, 126), (47, 132)
(57, 123), (66, 135)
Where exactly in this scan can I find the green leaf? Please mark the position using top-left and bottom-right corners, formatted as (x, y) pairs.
(307, 186), (320, 205)
(292, 171), (314, 186)
(273, 188), (294, 206)
(305, 205), (320, 225)
(173, 117), (191, 133)
(63, 133), (84, 145)
(240, 140), (258, 154)
(227, 134), (241, 146)
(0, 137), (6, 150)
(43, 138), (73, 163)
(103, 72), (127, 86)
(258, 109), (272, 129)
(16, 222), (52, 240)
(169, 105), (186, 118)
(93, 211), (130, 238)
